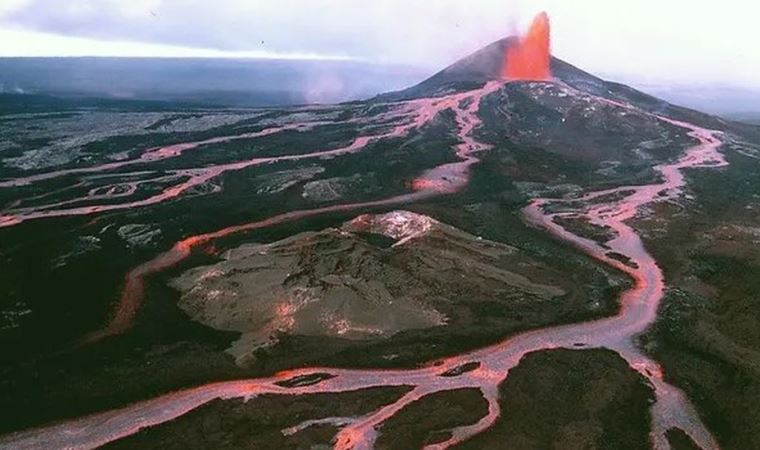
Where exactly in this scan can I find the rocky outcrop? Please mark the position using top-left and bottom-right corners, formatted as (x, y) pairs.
(170, 211), (565, 366)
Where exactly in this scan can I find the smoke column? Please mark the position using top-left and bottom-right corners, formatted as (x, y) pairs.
(502, 11), (551, 81)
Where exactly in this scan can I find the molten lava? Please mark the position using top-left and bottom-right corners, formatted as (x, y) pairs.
(503, 11), (551, 81)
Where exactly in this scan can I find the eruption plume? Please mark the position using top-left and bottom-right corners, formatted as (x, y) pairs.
(502, 11), (551, 81)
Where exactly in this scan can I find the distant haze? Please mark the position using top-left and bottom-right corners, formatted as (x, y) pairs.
(0, 58), (426, 106)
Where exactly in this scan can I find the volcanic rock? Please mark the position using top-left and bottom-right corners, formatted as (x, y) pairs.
(169, 211), (565, 365)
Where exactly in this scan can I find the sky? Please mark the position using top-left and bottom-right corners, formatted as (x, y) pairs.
(1, 0), (759, 88)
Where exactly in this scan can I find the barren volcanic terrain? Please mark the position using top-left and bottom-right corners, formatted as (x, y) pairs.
(2, 23), (760, 450)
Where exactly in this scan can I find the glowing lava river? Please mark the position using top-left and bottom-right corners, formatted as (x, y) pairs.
(0, 81), (727, 449)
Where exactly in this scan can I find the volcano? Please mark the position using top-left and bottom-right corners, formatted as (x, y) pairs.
(3, 17), (760, 450)
(376, 34), (621, 100)
(377, 28), (731, 134)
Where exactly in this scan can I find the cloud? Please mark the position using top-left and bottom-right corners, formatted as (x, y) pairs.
(0, 0), (31, 15)
(0, 0), (519, 67)
(1, 0), (759, 87)
(0, 28), (355, 59)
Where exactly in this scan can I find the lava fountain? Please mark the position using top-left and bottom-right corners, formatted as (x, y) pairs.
(502, 11), (552, 81)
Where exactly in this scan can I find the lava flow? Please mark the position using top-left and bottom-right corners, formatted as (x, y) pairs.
(0, 81), (727, 450)
(82, 81), (503, 343)
(0, 95), (455, 228)
(502, 11), (552, 81)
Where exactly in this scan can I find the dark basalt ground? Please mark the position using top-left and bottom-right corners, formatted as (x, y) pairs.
(636, 146), (760, 450)
(102, 386), (412, 450)
(375, 388), (489, 449)
(0, 170), (626, 433)
(77, 349), (656, 450)
(0, 75), (660, 433)
(457, 349), (653, 450)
